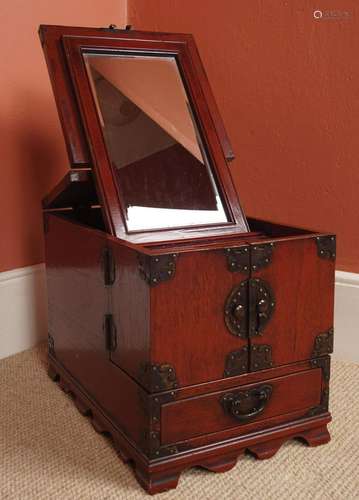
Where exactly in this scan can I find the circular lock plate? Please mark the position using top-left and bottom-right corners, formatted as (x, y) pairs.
(224, 281), (248, 337)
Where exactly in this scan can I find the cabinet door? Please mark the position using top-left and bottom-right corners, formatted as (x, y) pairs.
(248, 236), (335, 369)
(109, 241), (151, 381)
(150, 245), (251, 388)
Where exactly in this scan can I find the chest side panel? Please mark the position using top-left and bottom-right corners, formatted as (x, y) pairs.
(46, 215), (107, 355)
(150, 247), (250, 387)
(45, 215), (147, 443)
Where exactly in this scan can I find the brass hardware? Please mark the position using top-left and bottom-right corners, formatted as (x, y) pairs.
(143, 428), (179, 459)
(310, 356), (330, 383)
(143, 428), (161, 458)
(149, 391), (178, 458)
(139, 362), (178, 392)
(250, 344), (273, 371)
(307, 387), (330, 417)
(307, 356), (331, 416)
(221, 384), (272, 422)
(249, 278), (275, 337)
(315, 235), (336, 261)
(107, 24), (133, 30)
(224, 280), (249, 338)
(224, 278), (274, 339)
(102, 24), (133, 32)
(102, 247), (116, 286)
(138, 253), (178, 286)
(224, 243), (273, 274)
(312, 328), (334, 357)
(103, 314), (117, 352)
(224, 347), (249, 377)
(251, 243), (275, 272)
(224, 246), (250, 274)
(139, 389), (182, 458)
(224, 343), (274, 376)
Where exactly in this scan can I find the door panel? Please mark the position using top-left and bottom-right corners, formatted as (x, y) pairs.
(109, 242), (151, 380)
(150, 246), (251, 387)
(249, 237), (335, 367)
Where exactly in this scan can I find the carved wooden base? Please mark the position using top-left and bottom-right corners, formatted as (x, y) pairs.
(47, 356), (331, 495)
(245, 425), (330, 460)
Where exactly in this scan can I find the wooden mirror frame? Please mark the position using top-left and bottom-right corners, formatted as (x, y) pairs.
(40, 26), (249, 241)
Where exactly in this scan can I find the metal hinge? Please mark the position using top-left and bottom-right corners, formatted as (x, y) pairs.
(251, 243), (275, 272)
(103, 314), (117, 352)
(105, 24), (132, 31)
(250, 344), (273, 371)
(224, 246), (250, 274)
(102, 247), (116, 286)
(224, 346), (249, 377)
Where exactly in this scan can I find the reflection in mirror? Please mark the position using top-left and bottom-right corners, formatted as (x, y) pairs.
(84, 52), (229, 232)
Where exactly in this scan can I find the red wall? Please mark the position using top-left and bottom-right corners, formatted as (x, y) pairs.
(129, 0), (359, 272)
(0, 0), (125, 273)
(2, 1), (358, 273)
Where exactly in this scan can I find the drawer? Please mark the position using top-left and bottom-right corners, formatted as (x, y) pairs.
(161, 368), (322, 445)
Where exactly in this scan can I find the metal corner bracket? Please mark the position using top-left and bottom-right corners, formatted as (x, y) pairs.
(251, 243), (275, 272)
(315, 236), (336, 261)
(312, 328), (334, 357)
(224, 246), (250, 274)
(224, 346), (249, 377)
(138, 253), (178, 286)
(139, 362), (178, 393)
(307, 356), (331, 416)
(250, 344), (273, 371)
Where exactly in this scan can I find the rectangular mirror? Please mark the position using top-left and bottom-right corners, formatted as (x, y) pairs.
(83, 52), (229, 232)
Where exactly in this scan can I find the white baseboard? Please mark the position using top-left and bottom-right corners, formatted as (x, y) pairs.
(0, 264), (357, 363)
(0, 264), (48, 360)
(334, 270), (359, 363)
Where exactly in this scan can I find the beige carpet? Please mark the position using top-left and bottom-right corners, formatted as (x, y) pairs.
(1, 346), (359, 500)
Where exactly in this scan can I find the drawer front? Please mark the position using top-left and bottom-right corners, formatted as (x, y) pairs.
(161, 368), (322, 445)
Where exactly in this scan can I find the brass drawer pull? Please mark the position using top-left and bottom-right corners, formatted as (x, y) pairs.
(221, 384), (272, 422)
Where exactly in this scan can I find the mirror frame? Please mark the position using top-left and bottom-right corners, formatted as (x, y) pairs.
(40, 26), (248, 241)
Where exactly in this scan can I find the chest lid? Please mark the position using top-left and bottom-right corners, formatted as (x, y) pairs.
(40, 25), (248, 242)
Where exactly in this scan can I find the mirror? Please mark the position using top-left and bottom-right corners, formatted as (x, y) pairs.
(84, 52), (229, 232)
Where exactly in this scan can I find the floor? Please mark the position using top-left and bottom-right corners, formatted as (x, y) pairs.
(1, 345), (358, 499)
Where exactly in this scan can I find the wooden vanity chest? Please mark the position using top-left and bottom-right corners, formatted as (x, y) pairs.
(40, 25), (335, 494)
